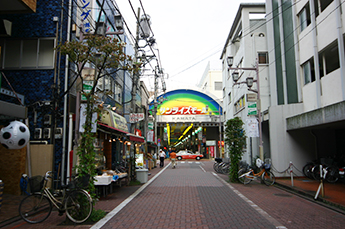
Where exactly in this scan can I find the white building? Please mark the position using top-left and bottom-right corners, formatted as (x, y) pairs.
(220, 3), (269, 165)
(197, 62), (223, 102)
(264, 0), (345, 175)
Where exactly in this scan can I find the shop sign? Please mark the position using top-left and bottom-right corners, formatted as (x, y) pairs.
(147, 130), (154, 142)
(246, 117), (259, 137)
(206, 140), (216, 146)
(100, 108), (128, 132)
(247, 101), (257, 115)
(82, 80), (93, 101)
(130, 113), (144, 123)
(148, 122), (153, 130)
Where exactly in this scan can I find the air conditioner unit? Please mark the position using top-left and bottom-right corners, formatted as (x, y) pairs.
(43, 128), (51, 139)
(55, 128), (63, 139)
(44, 114), (51, 125)
(34, 128), (42, 139)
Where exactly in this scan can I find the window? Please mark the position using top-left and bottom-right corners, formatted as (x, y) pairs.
(302, 58), (315, 85)
(214, 81), (222, 90)
(234, 96), (245, 113)
(320, 0), (333, 12)
(319, 42), (339, 77)
(228, 92), (231, 105)
(298, 3), (311, 32)
(258, 52), (268, 64)
(313, 0), (333, 17)
(114, 83), (122, 103)
(0, 38), (55, 69)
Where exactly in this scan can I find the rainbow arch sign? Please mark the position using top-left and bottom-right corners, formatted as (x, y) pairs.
(149, 89), (222, 123)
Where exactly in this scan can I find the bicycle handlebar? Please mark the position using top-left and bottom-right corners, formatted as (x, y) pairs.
(45, 171), (53, 180)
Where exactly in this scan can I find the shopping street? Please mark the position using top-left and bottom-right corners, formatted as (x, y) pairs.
(1, 159), (345, 228)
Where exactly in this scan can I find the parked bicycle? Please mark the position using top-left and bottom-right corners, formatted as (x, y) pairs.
(213, 158), (230, 174)
(19, 171), (93, 224)
(303, 158), (340, 183)
(238, 158), (275, 186)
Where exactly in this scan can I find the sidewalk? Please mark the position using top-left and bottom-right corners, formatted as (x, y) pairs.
(1, 159), (345, 228)
(0, 162), (165, 229)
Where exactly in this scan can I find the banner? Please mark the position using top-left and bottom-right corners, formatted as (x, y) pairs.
(130, 113), (145, 123)
(246, 117), (259, 137)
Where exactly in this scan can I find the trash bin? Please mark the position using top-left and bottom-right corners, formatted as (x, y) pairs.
(135, 169), (148, 183)
(0, 180), (4, 211)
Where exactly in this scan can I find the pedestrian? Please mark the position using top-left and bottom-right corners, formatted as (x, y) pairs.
(170, 148), (177, 169)
(159, 149), (166, 168)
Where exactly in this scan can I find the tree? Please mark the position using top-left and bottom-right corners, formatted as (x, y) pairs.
(224, 117), (246, 182)
(57, 35), (140, 196)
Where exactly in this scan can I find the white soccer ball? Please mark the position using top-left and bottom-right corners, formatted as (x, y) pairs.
(0, 121), (30, 150)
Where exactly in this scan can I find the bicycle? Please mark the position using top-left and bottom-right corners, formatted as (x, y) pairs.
(19, 171), (93, 224)
(238, 159), (275, 186)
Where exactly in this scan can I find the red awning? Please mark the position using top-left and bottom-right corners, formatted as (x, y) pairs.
(127, 133), (145, 143)
(97, 122), (128, 135)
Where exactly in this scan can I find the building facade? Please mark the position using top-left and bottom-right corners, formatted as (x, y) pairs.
(265, 0), (345, 174)
(0, 0), (144, 193)
(220, 3), (270, 165)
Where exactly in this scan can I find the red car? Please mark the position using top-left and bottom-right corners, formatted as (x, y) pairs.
(176, 150), (203, 160)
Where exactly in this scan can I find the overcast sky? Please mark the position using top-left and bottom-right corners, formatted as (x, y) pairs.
(116, 0), (265, 93)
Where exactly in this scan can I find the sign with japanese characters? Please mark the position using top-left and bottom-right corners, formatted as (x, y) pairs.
(79, 0), (92, 33)
(129, 113), (145, 123)
(149, 89), (222, 116)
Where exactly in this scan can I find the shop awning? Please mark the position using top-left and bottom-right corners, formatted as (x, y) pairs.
(127, 133), (145, 143)
(97, 122), (128, 135)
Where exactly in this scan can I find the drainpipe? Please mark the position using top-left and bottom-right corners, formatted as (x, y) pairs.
(335, 0), (345, 100)
(61, 0), (73, 185)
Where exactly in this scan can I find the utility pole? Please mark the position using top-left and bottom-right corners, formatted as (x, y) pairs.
(154, 66), (158, 150)
(130, 7), (141, 134)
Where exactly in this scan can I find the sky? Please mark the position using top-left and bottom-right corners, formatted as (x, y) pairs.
(116, 0), (265, 93)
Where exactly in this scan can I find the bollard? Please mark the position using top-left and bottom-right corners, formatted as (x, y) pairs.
(0, 180), (4, 211)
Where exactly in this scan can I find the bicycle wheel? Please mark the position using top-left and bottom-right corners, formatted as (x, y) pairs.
(222, 164), (230, 174)
(326, 166), (339, 183)
(261, 171), (275, 186)
(65, 189), (92, 223)
(19, 193), (52, 224)
(244, 171), (253, 185)
(303, 162), (315, 179)
(312, 165), (321, 180)
(213, 162), (219, 172)
(238, 168), (246, 184)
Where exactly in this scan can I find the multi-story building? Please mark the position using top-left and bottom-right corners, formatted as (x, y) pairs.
(198, 62), (223, 102)
(265, 0), (345, 174)
(220, 3), (269, 165)
(0, 0), (144, 193)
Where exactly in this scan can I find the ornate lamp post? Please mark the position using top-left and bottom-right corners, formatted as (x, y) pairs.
(227, 57), (263, 160)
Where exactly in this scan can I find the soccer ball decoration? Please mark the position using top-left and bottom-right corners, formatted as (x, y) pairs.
(0, 121), (30, 150)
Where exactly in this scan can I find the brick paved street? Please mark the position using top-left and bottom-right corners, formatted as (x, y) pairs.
(3, 160), (345, 229)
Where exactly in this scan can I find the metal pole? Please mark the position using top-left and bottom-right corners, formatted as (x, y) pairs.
(256, 61), (264, 160)
(130, 8), (140, 134)
(219, 106), (222, 158)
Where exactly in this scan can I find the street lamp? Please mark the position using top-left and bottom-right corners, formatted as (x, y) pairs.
(227, 58), (264, 160)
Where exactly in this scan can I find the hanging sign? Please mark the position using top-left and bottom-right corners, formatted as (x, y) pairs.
(247, 101), (257, 115)
(130, 113), (144, 123)
(246, 117), (259, 137)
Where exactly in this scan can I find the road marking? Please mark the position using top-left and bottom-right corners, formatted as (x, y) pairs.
(212, 172), (287, 229)
(91, 164), (170, 229)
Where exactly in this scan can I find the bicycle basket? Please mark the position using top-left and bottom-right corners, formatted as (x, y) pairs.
(264, 164), (271, 171)
(215, 158), (223, 163)
(29, 175), (44, 193)
(73, 174), (90, 189)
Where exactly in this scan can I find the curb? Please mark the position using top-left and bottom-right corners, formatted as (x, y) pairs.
(274, 181), (345, 215)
